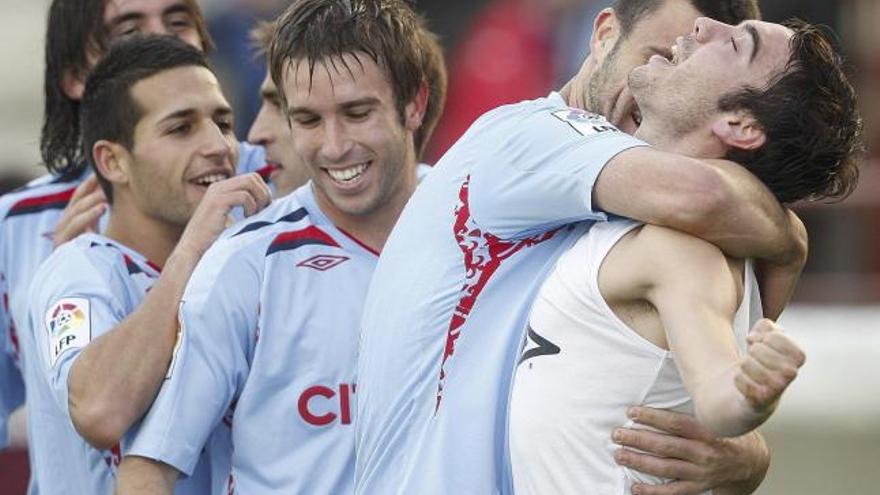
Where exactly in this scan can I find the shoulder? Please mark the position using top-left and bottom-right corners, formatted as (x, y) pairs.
(0, 176), (82, 221)
(194, 191), (322, 284)
(31, 236), (120, 303)
(629, 225), (744, 305)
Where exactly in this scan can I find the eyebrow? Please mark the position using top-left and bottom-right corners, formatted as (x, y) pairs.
(288, 97), (382, 117)
(745, 24), (761, 63)
(109, 4), (193, 27)
(158, 106), (232, 125)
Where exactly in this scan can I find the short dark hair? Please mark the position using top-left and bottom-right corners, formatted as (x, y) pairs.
(41, 0), (213, 180)
(80, 36), (211, 202)
(268, 0), (447, 159)
(614, 0), (761, 37)
(721, 20), (863, 204)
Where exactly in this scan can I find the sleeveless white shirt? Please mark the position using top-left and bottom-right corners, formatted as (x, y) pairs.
(509, 219), (760, 494)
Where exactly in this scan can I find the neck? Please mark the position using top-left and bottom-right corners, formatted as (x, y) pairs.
(559, 55), (599, 112)
(634, 118), (727, 158)
(315, 162), (419, 254)
(103, 197), (183, 268)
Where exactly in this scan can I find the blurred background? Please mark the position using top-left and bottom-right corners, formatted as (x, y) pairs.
(0, 0), (877, 493)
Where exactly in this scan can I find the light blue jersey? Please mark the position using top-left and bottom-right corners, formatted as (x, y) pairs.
(0, 141), (263, 493)
(22, 233), (228, 494)
(128, 184), (376, 494)
(0, 173), (84, 460)
(355, 93), (647, 494)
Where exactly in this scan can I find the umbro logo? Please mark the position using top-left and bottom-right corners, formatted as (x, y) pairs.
(297, 254), (350, 271)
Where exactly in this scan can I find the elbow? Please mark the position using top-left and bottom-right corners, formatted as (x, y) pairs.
(70, 398), (133, 450)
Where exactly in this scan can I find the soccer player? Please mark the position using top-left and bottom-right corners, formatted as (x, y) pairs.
(353, 3), (858, 495)
(113, 1), (445, 493)
(246, 15), (446, 197)
(22, 36), (271, 494)
(246, 21), (309, 197)
(0, 0), (267, 458)
(509, 18), (859, 493)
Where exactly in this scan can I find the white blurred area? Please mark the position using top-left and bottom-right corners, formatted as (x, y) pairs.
(756, 305), (880, 494)
(0, 0), (48, 179)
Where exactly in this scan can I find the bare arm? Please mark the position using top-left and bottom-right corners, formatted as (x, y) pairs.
(755, 210), (808, 320)
(115, 456), (178, 495)
(67, 174), (270, 449)
(635, 226), (805, 437)
(594, 148), (800, 264)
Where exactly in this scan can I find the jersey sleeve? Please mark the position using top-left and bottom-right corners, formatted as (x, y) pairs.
(29, 249), (128, 424)
(0, 346), (24, 450)
(468, 106), (648, 239)
(126, 241), (261, 477)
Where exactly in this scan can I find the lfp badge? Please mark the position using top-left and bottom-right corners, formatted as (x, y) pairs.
(45, 297), (91, 366)
(551, 109), (618, 136)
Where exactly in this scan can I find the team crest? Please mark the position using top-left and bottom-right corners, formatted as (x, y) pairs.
(552, 109), (618, 136)
(45, 297), (91, 367)
(297, 254), (349, 272)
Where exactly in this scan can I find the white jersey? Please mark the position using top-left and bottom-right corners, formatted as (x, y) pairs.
(21, 233), (228, 495)
(509, 220), (761, 494)
(128, 183), (376, 494)
(355, 93), (647, 494)
(0, 142), (264, 466)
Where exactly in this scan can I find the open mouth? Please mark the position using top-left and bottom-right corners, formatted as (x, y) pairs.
(190, 172), (230, 187)
(324, 161), (371, 186)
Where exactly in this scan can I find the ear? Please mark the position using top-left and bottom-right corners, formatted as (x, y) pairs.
(92, 140), (132, 190)
(403, 81), (429, 132)
(711, 111), (766, 152)
(61, 66), (87, 101)
(590, 8), (620, 63)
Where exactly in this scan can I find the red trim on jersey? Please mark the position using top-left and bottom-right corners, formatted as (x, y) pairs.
(336, 226), (380, 257)
(6, 187), (77, 217)
(267, 225), (340, 255)
(434, 176), (558, 412)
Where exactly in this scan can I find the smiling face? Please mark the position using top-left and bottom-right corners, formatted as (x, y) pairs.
(586, 0), (702, 133)
(247, 70), (309, 196)
(121, 65), (238, 226)
(629, 18), (793, 138)
(282, 53), (419, 220)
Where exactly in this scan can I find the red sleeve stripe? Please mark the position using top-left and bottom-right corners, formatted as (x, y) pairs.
(266, 225), (339, 256)
(6, 187), (77, 218)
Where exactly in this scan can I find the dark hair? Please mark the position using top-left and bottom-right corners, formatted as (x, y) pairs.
(268, 0), (447, 159)
(250, 20), (276, 59)
(614, 0), (761, 37)
(720, 20), (863, 203)
(41, 0), (213, 180)
(80, 36), (211, 202)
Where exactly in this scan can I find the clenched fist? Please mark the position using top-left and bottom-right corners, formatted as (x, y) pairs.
(735, 319), (806, 414)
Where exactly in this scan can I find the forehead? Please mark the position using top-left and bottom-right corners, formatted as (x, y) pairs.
(130, 66), (227, 121)
(284, 53), (393, 106)
(103, 0), (193, 23)
(749, 21), (795, 70)
(624, 0), (701, 49)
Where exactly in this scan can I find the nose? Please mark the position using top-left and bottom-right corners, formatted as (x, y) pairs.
(144, 17), (173, 37)
(248, 108), (273, 146)
(692, 17), (728, 43)
(318, 119), (352, 163)
(202, 120), (235, 161)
